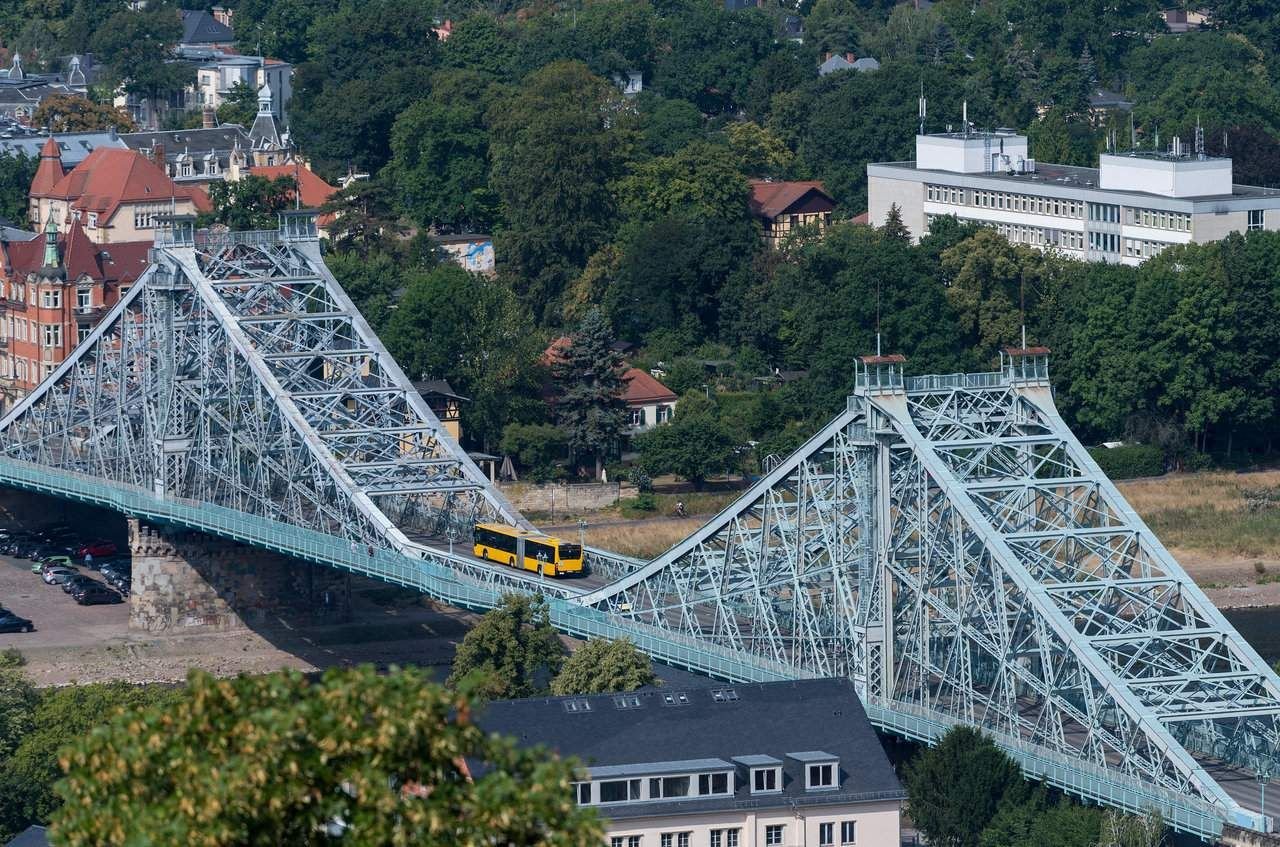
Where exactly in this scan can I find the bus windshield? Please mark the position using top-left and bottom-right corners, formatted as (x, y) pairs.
(559, 544), (582, 560)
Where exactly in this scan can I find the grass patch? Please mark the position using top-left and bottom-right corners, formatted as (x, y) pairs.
(584, 519), (704, 560)
(1119, 470), (1280, 559)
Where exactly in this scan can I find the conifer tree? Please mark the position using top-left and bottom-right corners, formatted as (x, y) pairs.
(553, 307), (627, 480)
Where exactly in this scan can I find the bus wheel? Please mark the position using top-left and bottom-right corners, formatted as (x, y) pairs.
(479, 549), (488, 561)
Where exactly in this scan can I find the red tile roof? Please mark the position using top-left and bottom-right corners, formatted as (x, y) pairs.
(747, 179), (834, 220)
(6, 219), (151, 285)
(251, 164), (339, 225)
(622, 367), (677, 405)
(41, 148), (209, 224)
(30, 136), (65, 197)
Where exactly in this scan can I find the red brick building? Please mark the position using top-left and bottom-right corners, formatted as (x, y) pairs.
(0, 216), (150, 410)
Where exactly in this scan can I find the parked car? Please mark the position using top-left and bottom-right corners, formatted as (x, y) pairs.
(42, 554), (77, 570)
(63, 574), (98, 594)
(107, 575), (131, 596)
(0, 611), (33, 633)
(42, 566), (79, 586)
(77, 541), (118, 558)
(72, 583), (121, 605)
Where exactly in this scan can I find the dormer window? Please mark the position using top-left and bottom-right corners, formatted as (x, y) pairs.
(751, 767), (779, 793)
(808, 762), (835, 789)
(789, 751), (839, 791)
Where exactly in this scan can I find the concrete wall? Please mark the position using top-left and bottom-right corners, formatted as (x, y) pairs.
(1193, 210), (1249, 242)
(499, 481), (630, 515)
(128, 519), (350, 633)
(866, 174), (925, 242)
(602, 799), (901, 847)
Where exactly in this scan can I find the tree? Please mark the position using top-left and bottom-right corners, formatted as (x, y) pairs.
(31, 94), (135, 133)
(0, 154), (37, 226)
(551, 639), (658, 695)
(638, 96), (705, 157)
(500, 422), (568, 481)
(52, 666), (602, 846)
(447, 594), (566, 699)
(904, 726), (1026, 847)
(202, 175), (297, 231)
(91, 1), (192, 117)
(940, 228), (1045, 361)
(381, 264), (545, 451)
(614, 141), (751, 225)
(552, 307), (627, 480)
(0, 655), (36, 763)
(725, 121), (794, 179)
(214, 80), (258, 127)
(489, 61), (628, 322)
(634, 395), (737, 489)
(321, 179), (406, 258)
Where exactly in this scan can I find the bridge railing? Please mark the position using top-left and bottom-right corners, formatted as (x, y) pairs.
(863, 696), (1231, 839)
(903, 371), (1005, 393)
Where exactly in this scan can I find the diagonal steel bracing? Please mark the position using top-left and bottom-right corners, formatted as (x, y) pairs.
(0, 219), (1274, 839)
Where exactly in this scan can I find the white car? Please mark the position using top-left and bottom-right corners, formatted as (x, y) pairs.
(42, 566), (77, 585)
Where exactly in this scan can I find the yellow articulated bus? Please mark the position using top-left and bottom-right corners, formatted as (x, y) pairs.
(473, 523), (585, 577)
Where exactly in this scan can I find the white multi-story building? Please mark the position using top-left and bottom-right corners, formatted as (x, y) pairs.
(867, 129), (1280, 265)
(477, 678), (905, 847)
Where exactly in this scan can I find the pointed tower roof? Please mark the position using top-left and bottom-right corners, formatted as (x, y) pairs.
(39, 209), (64, 279)
(7, 53), (23, 81)
(248, 83), (281, 150)
(30, 136), (65, 197)
(67, 56), (86, 88)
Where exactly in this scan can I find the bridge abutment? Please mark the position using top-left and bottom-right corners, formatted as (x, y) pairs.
(127, 519), (351, 633)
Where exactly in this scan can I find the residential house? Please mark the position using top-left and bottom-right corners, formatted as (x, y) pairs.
(252, 162), (339, 235)
(748, 180), (837, 249)
(613, 71), (643, 96)
(28, 141), (211, 243)
(412, 378), (466, 442)
(476, 678), (905, 847)
(623, 368), (677, 432)
(1161, 8), (1207, 32)
(191, 55), (292, 123)
(179, 9), (235, 49)
(0, 215), (150, 410)
(1087, 88), (1134, 123)
(0, 54), (91, 124)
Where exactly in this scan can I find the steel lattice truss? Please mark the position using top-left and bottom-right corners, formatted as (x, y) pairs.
(0, 222), (1275, 835)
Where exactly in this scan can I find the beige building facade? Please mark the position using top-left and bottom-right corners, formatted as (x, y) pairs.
(868, 129), (1280, 265)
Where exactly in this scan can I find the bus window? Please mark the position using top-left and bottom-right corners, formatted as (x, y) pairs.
(558, 544), (582, 562)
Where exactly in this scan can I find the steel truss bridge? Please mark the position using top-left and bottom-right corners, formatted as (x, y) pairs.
(0, 214), (1275, 840)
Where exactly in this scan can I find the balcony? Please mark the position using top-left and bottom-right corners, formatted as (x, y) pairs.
(73, 305), (109, 323)
(0, 298), (27, 312)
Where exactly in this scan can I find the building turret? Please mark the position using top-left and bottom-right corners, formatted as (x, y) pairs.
(39, 210), (64, 280)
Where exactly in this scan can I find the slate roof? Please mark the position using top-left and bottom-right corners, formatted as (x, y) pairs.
(4, 824), (48, 847)
(0, 131), (126, 167)
(748, 179), (835, 219)
(181, 10), (235, 46)
(475, 678), (904, 820)
(121, 125), (251, 158)
(622, 367), (677, 406)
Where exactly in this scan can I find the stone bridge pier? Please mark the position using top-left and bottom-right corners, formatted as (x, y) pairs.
(127, 519), (352, 633)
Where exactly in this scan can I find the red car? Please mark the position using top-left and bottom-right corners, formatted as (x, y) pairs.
(77, 540), (118, 558)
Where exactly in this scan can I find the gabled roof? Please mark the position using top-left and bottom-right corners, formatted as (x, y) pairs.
(748, 179), (835, 219)
(622, 367), (677, 406)
(5, 220), (151, 285)
(181, 9), (235, 46)
(121, 125), (252, 158)
(251, 164), (337, 226)
(0, 130), (126, 168)
(43, 148), (210, 222)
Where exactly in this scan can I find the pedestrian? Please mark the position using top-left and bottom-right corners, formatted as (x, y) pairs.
(84, 551), (93, 569)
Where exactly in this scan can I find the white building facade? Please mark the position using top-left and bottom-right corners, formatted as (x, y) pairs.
(868, 130), (1280, 265)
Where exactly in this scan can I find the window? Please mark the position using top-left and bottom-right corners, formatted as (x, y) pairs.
(629, 408), (644, 427)
(648, 776), (690, 799)
(612, 838), (626, 847)
(42, 363), (52, 377)
(697, 772), (730, 795)
(574, 782), (591, 805)
(41, 323), (61, 348)
(1249, 209), (1264, 231)
(40, 289), (60, 308)
(656, 405), (672, 423)
(87, 212), (97, 229)
(807, 763), (835, 790)
(725, 832), (739, 847)
(660, 835), (672, 847)
(677, 835), (690, 847)
(840, 821), (856, 844)
(599, 779), (641, 803)
(819, 823), (834, 846)
(77, 288), (91, 311)
(752, 767), (779, 793)
(77, 326), (90, 343)
(765, 825), (784, 846)
(629, 838), (641, 847)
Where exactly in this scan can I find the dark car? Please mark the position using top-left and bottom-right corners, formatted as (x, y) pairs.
(72, 583), (121, 606)
(108, 576), (131, 597)
(63, 574), (99, 594)
(0, 611), (33, 633)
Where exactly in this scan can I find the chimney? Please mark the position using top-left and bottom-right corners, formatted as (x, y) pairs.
(202, 106), (216, 129)
(153, 142), (166, 172)
(846, 52), (855, 63)
(823, 52), (832, 62)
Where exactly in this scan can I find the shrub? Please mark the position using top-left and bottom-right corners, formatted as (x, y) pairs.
(622, 493), (657, 516)
(626, 468), (653, 492)
(1088, 444), (1164, 480)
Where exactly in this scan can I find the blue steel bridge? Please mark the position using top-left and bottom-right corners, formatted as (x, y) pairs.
(0, 213), (1276, 841)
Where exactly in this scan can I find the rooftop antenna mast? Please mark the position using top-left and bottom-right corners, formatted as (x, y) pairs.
(962, 100), (968, 135)
(1020, 275), (1027, 350)
(875, 276), (883, 357)
(1129, 112), (1136, 151)
(918, 82), (926, 135)
(1195, 115), (1205, 159)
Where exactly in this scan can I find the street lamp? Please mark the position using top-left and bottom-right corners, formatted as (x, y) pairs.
(578, 518), (587, 549)
(447, 524), (459, 557)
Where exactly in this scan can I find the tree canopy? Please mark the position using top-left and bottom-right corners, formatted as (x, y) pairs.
(550, 639), (658, 696)
(447, 594), (566, 700)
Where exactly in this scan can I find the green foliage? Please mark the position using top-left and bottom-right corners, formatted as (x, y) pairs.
(382, 264), (546, 451)
(0, 648), (24, 669)
(91, 0), (191, 102)
(52, 666), (602, 846)
(615, 141), (751, 225)
(551, 308), (627, 479)
(1088, 445), (1165, 480)
(904, 726), (1027, 847)
(501, 423), (567, 480)
(489, 61), (628, 322)
(448, 594), (566, 699)
(202, 175), (297, 231)
(550, 639), (658, 696)
(622, 492), (657, 515)
(0, 153), (36, 227)
(320, 179), (406, 258)
(214, 81), (258, 128)
(0, 665), (37, 764)
(31, 94), (135, 133)
(635, 394), (738, 489)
